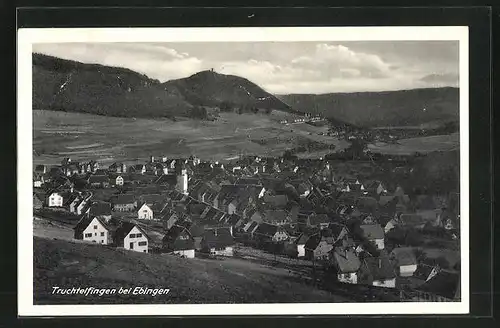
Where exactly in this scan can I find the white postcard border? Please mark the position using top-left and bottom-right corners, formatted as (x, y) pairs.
(18, 26), (469, 316)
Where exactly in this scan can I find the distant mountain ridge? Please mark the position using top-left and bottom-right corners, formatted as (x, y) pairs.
(32, 53), (290, 119)
(33, 53), (458, 128)
(277, 88), (459, 128)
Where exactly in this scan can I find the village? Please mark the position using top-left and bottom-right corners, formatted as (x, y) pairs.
(32, 149), (461, 303)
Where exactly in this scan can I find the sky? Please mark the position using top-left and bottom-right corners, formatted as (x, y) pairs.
(32, 41), (459, 94)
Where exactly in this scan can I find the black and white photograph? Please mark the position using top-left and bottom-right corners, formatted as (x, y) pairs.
(18, 26), (469, 316)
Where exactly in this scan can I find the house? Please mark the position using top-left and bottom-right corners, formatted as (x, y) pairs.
(253, 223), (289, 243)
(88, 175), (110, 188)
(262, 194), (288, 208)
(76, 198), (91, 215)
(291, 233), (309, 258)
(389, 247), (418, 277)
(109, 162), (127, 174)
(137, 203), (154, 220)
(69, 196), (81, 214)
(33, 193), (44, 209)
(398, 213), (426, 230)
(356, 224), (385, 250)
(88, 202), (112, 222)
(115, 176), (124, 186)
(33, 173), (44, 188)
(47, 192), (63, 207)
(113, 221), (149, 253)
(414, 270), (460, 302)
(130, 164), (146, 174)
(304, 233), (334, 261)
(328, 222), (350, 245)
(188, 224), (205, 251)
(35, 164), (47, 174)
(112, 194), (137, 212)
(162, 225), (195, 258)
(73, 216), (112, 244)
(307, 213), (331, 229)
(358, 251), (397, 288)
(329, 247), (361, 284)
(263, 209), (290, 226)
(200, 229), (235, 256)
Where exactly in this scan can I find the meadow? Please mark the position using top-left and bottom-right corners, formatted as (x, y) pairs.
(33, 110), (348, 166)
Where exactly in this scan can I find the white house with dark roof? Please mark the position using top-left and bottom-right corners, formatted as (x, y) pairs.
(113, 222), (149, 253)
(115, 175), (124, 186)
(74, 216), (111, 244)
(47, 192), (63, 207)
(137, 203), (154, 220)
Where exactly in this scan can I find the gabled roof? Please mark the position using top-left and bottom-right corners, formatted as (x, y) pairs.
(112, 194), (136, 205)
(294, 233), (310, 245)
(162, 225), (194, 251)
(254, 222), (280, 238)
(113, 221), (150, 242)
(416, 270), (460, 299)
(390, 247), (417, 266)
(362, 252), (396, 281)
(262, 194), (289, 207)
(88, 175), (109, 183)
(202, 229), (235, 248)
(358, 224), (385, 240)
(89, 202), (112, 216)
(155, 174), (178, 186)
(74, 216), (110, 235)
(264, 209), (289, 223)
(332, 247), (361, 273)
(399, 213), (425, 226)
(308, 213), (330, 226)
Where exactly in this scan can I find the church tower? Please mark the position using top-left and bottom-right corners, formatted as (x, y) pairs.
(176, 164), (188, 195)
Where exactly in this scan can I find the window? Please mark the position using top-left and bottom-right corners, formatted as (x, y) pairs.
(136, 233), (142, 238)
(100, 240), (103, 243)
(94, 225), (97, 229)
(95, 233), (97, 236)
(85, 233), (92, 238)
(138, 241), (147, 246)
(143, 250), (147, 253)
(129, 234), (135, 238)
(100, 232), (105, 236)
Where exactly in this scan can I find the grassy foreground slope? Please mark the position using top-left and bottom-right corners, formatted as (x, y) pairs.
(34, 237), (348, 304)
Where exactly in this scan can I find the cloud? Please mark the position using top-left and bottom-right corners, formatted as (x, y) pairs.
(32, 43), (204, 81)
(420, 73), (459, 87)
(32, 41), (459, 93)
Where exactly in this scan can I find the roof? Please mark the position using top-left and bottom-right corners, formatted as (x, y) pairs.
(155, 174), (178, 186)
(363, 253), (396, 281)
(358, 224), (385, 240)
(88, 175), (109, 183)
(254, 222), (280, 238)
(399, 214), (425, 226)
(417, 270), (460, 299)
(113, 221), (149, 242)
(89, 202), (112, 216)
(379, 195), (397, 206)
(202, 229), (235, 248)
(74, 216), (110, 235)
(304, 234), (323, 250)
(308, 214), (330, 226)
(188, 224), (205, 237)
(112, 194), (136, 205)
(294, 233), (310, 245)
(139, 194), (166, 205)
(262, 194), (289, 207)
(162, 225), (195, 251)
(332, 248), (361, 273)
(390, 247), (417, 266)
(244, 221), (259, 233)
(264, 210), (289, 223)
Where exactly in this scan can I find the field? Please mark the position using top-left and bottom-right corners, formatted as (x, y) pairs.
(33, 110), (348, 166)
(367, 133), (459, 155)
